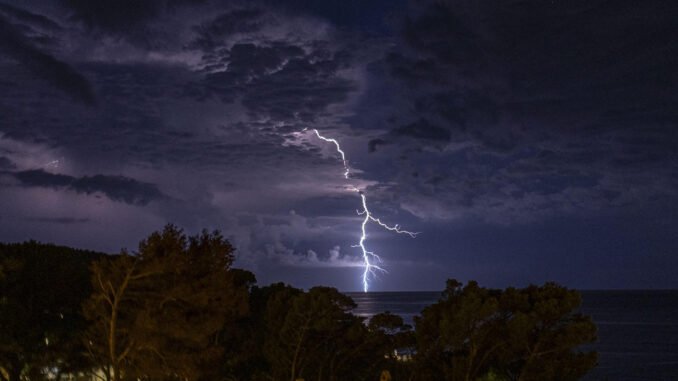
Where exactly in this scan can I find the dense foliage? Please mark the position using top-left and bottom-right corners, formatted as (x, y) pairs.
(82, 225), (249, 381)
(0, 241), (104, 381)
(414, 280), (597, 381)
(0, 226), (597, 381)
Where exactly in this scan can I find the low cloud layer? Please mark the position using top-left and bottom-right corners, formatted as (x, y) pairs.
(11, 169), (165, 206)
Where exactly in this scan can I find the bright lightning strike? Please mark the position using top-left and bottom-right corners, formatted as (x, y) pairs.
(313, 129), (349, 179)
(312, 129), (419, 292)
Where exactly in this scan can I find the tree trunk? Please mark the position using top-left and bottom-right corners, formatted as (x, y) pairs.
(518, 342), (540, 381)
(290, 317), (311, 381)
(7, 369), (20, 381)
(7, 357), (21, 381)
(465, 344), (477, 381)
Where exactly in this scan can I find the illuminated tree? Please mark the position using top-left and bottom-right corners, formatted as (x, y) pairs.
(83, 225), (248, 381)
(413, 280), (597, 381)
(261, 286), (387, 381)
(220, 282), (303, 381)
(498, 283), (598, 381)
(82, 252), (158, 381)
(414, 280), (505, 381)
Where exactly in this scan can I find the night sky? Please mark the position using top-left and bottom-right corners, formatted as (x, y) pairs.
(1, 0), (676, 291)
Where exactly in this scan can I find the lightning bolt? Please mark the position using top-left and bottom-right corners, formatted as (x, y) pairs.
(313, 129), (349, 179)
(311, 129), (419, 292)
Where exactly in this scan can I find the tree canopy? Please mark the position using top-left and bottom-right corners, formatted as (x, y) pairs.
(0, 241), (104, 381)
(0, 228), (598, 381)
(414, 280), (598, 381)
(82, 225), (249, 381)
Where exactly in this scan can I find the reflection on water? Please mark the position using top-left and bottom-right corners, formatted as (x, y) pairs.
(346, 291), (441, 325)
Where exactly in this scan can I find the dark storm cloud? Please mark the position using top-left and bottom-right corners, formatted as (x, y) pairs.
(12, 169), (165, 206)
(0, 0), (362, 173)
(370, 0), (678, 221)
(192, 8), (265, 50)
(0, 156), (15, 170)
(59, 0), (206, 50)
(0, 11), (95, 105)
(60, 0), (161, 31)
(2, 0), (674, 291)
(367, 138), (389, 153)
(388, 0), (678, 144)
(262, 0), (404, 30)
(200, 42), (305, 101)
(26, 216), (90, 224)
(240, 58), (355, 122)
(392, 119), (451, 142)
(0, 0), (366, 269)
(199, 42), (355, 122)
(289, 194), (362, 218)
(0, 2), (61, 30)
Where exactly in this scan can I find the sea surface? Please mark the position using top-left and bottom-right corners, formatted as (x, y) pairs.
(346, 290), (678, 381)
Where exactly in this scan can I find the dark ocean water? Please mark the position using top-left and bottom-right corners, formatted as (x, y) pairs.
(346, 290), (678, 381)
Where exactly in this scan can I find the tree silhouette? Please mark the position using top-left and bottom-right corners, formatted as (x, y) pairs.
(0, 242), (102, 381)
(414, 279), (597, 381)
(2, 234), (599, 381)
(368, 311), (416, 379)
(261, 286), (401, 381)
(498, 283), (598, 381)
(82, 225), (248, 381)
